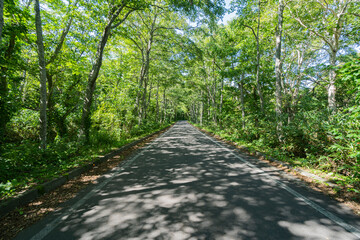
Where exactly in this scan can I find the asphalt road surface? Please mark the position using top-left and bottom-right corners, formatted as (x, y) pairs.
(16, 121), (360, 240)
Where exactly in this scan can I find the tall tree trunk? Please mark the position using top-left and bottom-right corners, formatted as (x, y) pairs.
(0, 0), (3, 42)
(81, 5), (134, 142)
(136, 10), (157, 125)
(0, 72), (7, 142)
(237, 76), (246, 129)
(163, 88), (166, 123)
(81, 24), (111, 141)
(212, 59), (217, 124)
(220, 77), (224, 115)
(145, 80), (152, 120)
(34, 0), (47, 150)
(0, 28), (16, 141)
(200, 90), (204, 125)
(21, 68), (28, 103)
(275, 0), (284, 140)
(140, 74), (148, 122)
(207, 96), (210, 120)
(256, 0), (264, 113)
(137, 47), (152, 125)
(137, 61), (145, 124)
(328, 51), (337, 112)
(156, 79), (159, 122)
(288, 1), (350, 113)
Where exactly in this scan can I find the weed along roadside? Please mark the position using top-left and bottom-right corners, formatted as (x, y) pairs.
(0, 124), (173, 240)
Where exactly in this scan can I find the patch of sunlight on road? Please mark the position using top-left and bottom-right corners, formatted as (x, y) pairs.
(278, 219), (355, 239)
(171, 176), (198, 184)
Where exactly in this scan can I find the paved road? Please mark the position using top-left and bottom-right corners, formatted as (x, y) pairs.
(16, 121), (360, 239)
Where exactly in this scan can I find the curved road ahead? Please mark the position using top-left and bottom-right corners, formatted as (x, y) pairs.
(17, 121), (360, 239)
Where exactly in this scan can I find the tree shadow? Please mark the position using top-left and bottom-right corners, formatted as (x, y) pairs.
(43, 122), (359, 239)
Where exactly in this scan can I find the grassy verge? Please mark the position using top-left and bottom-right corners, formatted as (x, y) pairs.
(0, 122), (173, 200)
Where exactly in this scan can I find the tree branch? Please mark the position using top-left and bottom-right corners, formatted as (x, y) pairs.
(111, 8), (136, 29)
(243, 24), (258, 39)
(287, 5), (334, 51)
(46, 17), (73, 65)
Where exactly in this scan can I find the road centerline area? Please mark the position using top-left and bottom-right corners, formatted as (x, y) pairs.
(17, 121), (360, 240)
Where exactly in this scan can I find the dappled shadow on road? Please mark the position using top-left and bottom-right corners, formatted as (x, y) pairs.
(48, 122), (358, 240)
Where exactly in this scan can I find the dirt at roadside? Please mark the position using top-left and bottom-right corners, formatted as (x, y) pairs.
(0, 127), (170, 240)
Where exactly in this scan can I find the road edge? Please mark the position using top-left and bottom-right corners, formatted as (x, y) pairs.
(189, 122), (360, 216)
(0, 124), (173, 219)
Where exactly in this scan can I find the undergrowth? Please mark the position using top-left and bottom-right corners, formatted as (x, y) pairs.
(0, 122), (172, 200)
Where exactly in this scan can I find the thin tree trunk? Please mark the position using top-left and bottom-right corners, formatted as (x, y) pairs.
(46, 15), (74, 66)
(238, 76), (245, 129)
(275, 0), (284, 140)
(156, 79), (159, 122)
(212, 59), (217, 124)
(220, 77), (224, 115)
(256, 0), (264, 113)
(145, 80), (152, 119)
(0, 74), (7, 142)
(21, 68), (28, 103)
(328, 52), (337, 112)
(207, 96), (210, 120)
(81, 24), (111, 141)
(140, 74), (148, 122)
(200, 91), (204, 125)
(163, 88), (166, 123)
(34, 0), (47, 150)
(0, 27), (17, 141)
(0, 0), (3, 42)
(81, 5), (134, 141)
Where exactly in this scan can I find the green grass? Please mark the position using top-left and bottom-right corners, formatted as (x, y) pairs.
(0, 122), (172, 199)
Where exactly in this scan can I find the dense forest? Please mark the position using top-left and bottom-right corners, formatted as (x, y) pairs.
(0, 0), (359, 198)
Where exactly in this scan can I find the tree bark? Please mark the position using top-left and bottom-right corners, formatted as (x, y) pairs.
(237, 75), (245, 129)
(200, 90), (204, 125)
(220, 77), (224, 115)
(163, 88), (166, 123)
(288, 1), (350, 113)
(0, 0), (3, 42)
(137, 11), (157, 125)
(34, 0), (47, 150)
(81, 5), (134, 141)
(156, 79), (159, 122)
(145, 80), (152, 119)
(328, 51), (337, 112)
(47, 15), (74, 66)
(256, 0), (264, 113)
(275, 0), (284, 140)
(212, 59), (217, 124)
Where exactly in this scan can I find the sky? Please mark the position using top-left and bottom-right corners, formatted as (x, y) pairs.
(219, 0), (237, 24)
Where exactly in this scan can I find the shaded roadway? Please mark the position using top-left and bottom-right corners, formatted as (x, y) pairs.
(16, 121), (360, 239)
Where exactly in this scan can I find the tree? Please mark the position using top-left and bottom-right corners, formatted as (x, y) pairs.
(275, 0), (285, 139)
(231, 0), (266, 113)
(81, 1), (144, 142)
(288, 0), (356, 112)
(0, 0), (3, 41)
(34, 0), (47, 149)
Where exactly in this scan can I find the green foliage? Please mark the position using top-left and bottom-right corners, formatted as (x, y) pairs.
(0, 121), (171, 199)
(1, 0), (359, 198)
